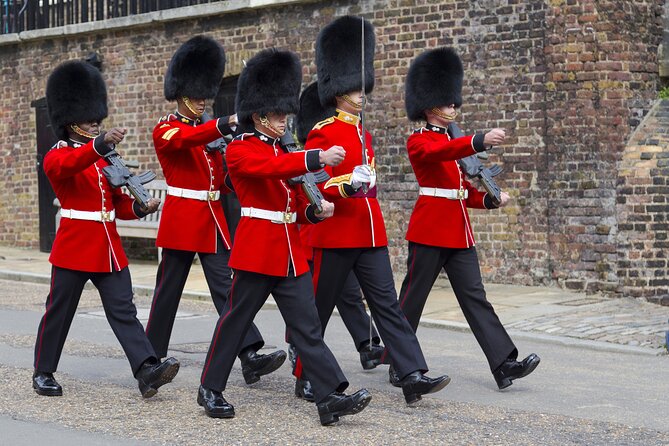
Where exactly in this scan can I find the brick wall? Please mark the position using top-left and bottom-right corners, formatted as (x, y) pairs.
(0, 0), (666, 301)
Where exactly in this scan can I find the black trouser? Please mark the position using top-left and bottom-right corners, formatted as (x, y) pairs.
(287, 263), (380, 351)
(309, 247), (428, 380)
(145, 235), (264, 358)
(386, 242), (517, 371)
(200, 269), (348, 403)
(34, 266), (155, 376)
(336, 271), (380, 350)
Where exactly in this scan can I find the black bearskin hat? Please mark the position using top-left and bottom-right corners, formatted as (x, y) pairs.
(405, 47), (464, 121)
(316, 15), (375, 107)
(235, 49), (302, 126)
(296, 82), (335, 144)
(164, 35), (226, 101)
(46, 60), (108, 141)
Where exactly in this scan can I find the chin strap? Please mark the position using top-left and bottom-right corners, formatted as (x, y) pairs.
(69, 124), (97, 140)
(259, 115), (285, 137)
(182, 96), (204, 119)
(430, 107), (458, 121)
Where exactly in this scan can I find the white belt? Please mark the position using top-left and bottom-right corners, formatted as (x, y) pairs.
(241, 207), (297, 224)
(61, 208), (115, 222)
(167, 186), (220, 201)
(419, 187), (468, 200)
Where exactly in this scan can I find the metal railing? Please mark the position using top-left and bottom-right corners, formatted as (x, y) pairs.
(1, 0), (220, 35)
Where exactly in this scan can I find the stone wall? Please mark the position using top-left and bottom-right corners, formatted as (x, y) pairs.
(0, 0), (666, 300)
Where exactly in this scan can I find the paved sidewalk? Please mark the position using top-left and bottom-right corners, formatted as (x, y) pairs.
(1, 245), (667, 355)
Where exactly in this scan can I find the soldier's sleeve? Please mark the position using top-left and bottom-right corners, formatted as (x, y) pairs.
(304, 127), (358, 201)
(294, 186), (324, 225)
(463, 177), (488, 209)
(226, 139), (322, 180)
(43, 136), (109, 180)
(153, 119), (229, 154)
(407, 132), (485, 163)
(111, 187), (145, 220)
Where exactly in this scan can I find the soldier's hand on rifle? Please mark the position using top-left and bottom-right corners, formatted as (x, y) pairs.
(483, 128), (505, 147)
(319, 146), (346, 166)
(104, 127), (127, 146)
(142, 198), (161, 214)
(351, 165), (373, 189)
(315, 200), (335, 219)
(498, 191), (510, 207)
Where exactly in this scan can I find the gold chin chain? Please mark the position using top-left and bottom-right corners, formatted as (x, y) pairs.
(70, 124), (98, 140)
(182, 96), (203, 118)
(259, 115), (285, 137)
(431, 107), (458, 121)
(340, 94), (363, 110)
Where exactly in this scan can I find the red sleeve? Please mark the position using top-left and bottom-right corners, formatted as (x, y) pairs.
(304, 129), (350, 201)
(464, 177), (487, 209)
(407, 133), (478, 163)
(111, 188), (140, 220)
(153, 119), (224, 154)
(226, 140), (314, 180)
(43, 141), (101, 180)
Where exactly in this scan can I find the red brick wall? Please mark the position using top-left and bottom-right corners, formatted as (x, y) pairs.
(0, 0), (665, 300)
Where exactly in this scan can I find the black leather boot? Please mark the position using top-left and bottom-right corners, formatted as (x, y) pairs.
(135, 357), (180, 398)
(400, 371), (450, 405)
(388, 365), (401, 387)
(493, 353), (541, 389)
(295, 378), (315, 402)
(359, 341), (385, 370)
(197, 385), (235, 418)
(32, 371), (62, 396)
(239, 348), (287, 385)
(317, 389), (372, 426)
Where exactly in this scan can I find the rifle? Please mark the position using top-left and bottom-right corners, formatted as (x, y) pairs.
(101, 148), (156, 209)
(447, 122), (503, 206)
(280, 132), (327, 214)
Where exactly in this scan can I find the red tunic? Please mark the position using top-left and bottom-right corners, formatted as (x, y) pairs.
(153, 115), (232, 253)
(303, 110), (388, 249)
(225, 131), (324, 277)
(45, 139), (140, 273)
(405, 126), (488, 248)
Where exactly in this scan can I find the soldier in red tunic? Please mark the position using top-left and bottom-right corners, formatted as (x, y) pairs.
(197, 48), (372, 426)
(297, 15), (450, 405)
(391, 47), (540, 389)
(33, 60), (179, 398)
(145, 36), (285, 384)
(289, 82), (384, 402)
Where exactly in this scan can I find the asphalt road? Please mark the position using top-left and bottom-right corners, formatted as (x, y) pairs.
(0, 279), (667, 445)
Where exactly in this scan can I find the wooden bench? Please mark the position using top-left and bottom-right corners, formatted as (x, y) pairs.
(54, 179), (168, 260)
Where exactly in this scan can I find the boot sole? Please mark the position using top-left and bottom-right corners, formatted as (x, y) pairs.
(496, 356), (541, 390)
(319, 392), (372, 426)
(197, 393), (235, 418)
(404, 376), (451, 406)
(243, 352), (287, 385)
(140, 361), (180, 398)
(33, 386), (62, 397)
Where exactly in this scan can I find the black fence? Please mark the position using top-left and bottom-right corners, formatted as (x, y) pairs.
(1, 0), (220, 35)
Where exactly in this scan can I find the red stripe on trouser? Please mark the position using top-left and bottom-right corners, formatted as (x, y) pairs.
(145, 254), (167, 333)
(293, 248), (324, 379)
(201, 273), (237, 383)
(35, 269), (56, 369)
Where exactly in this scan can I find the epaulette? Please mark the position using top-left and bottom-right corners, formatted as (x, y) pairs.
(157, 113), (178, 124)
(312, 117), (335, 130)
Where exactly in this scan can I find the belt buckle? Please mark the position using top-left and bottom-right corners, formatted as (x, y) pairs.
(101, 210), (112, 222)
(282, 212), (293, 224)
(208, 191), (217, 201)
(457, 188), (466, 200)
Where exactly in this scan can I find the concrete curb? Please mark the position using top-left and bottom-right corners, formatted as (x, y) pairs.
(2, 268), (667, 358)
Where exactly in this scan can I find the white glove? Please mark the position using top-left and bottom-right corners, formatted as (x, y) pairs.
(351, 165), (373, 190)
